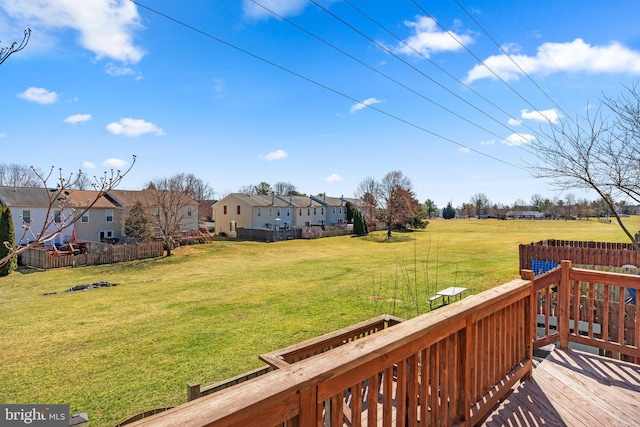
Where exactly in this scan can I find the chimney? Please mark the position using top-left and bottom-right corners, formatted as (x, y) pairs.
(271, 192), (274, 205)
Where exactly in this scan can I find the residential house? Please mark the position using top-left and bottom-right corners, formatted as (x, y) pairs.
(67, 190), (122, 242)
(212, 193), (358, 236)
(0, 186), (76, 246)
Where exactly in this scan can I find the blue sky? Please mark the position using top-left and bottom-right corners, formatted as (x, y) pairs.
(2, 0), (640, 208)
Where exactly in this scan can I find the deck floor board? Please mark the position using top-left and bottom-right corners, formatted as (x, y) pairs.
(483, 348), (640, 427)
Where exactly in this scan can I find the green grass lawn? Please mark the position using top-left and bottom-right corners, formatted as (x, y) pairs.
(1, 217), (638, 426)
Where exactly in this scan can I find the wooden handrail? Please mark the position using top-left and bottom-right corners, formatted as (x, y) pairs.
(130, 278), (533, 427)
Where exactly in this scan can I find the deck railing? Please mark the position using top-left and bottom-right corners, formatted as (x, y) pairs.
(130, 278), (534, 427)
(529, 260), (640, 362)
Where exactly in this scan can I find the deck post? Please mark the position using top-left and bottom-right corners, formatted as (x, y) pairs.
(559, 260), (572, 349)
(298, 386), (318, 427)
(521, 269), (535, 379)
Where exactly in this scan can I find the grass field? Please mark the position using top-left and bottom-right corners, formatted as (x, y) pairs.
(1, 217), (638, 426)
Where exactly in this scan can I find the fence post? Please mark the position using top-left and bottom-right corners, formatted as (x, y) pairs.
(559, 260), (572, 349)
(187, 382), (201, 402)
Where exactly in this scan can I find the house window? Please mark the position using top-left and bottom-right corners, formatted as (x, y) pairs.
(187, 207), (193, 217)
(314, 208), (317, 215)
(82, 212), (89, 223)
(54, 210), (61, 223)
(339, 207), (342, 214)
(257, 208), (261, 217)
(299, 209), (302, 216)
(223, 205), (227, 215)
(307, 208), (310, 216)
(277, 209), (280, 217)
(269, 208), (272, 217)
(22, 210), (31, 224)
(333, 207), (336, 214)
(237, 205), (241, 215)
(286, 209), (290, 216)
(154, 208), (160, 218)
(321, 208), (324, 215)
(106, 209), (113, 222)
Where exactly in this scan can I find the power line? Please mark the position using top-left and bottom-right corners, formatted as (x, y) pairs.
(306, 0), (539, 155)
(250, 0), (535, 155)
(451, 0), (573, 121)
(130, 0), (528, 171)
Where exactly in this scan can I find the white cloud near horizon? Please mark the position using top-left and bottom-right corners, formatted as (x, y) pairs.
(508, 118), (522, 126)
(0, 0), (145, 63)
(324, 173), (343, 182)
(458, 147), (470, 153)
(350, 97), (383, 113)
(520, 108), (561, 124)
(18, 87), (58, 104)
(242, 0), (307, 19)
(262, 149), (288, 161)
(393, 16), (474, 57)
(106, 118), (164, 137)
(466, 38), (640, 83)
(503, 133), (535, 146)
(102, 158), (128, 168)
(82, 161), (96, 169)
(64, 113), (92, 124)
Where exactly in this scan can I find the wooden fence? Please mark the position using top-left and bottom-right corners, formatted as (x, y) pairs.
(20, 242), (164, 269)
(520, 239), (640, 272)
(529, 260), (640, 362)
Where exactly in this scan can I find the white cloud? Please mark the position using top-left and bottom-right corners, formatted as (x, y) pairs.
(18, 87), (58, 104)
(0, 0), (145, 63)
(521, 108), (561, 124)
(262, 149), (288, 161)
(242, 0), (307, 19)
(106, 118), (164, 137)
(102, 158), (128, 168)
(324, 173), (343, 183)
(508, 118), (522, 126)
(458, 147), (470, 153)
(82, 161), (96, 169)
(503, 133), (535, 146)
(350, 97), (383, 114)
(480, 139), (495, 145)
(465, 38), (640, 83)
(393, 16), (474, 58)
(105, 64), (142, 79)
(64, 114), (92, 124)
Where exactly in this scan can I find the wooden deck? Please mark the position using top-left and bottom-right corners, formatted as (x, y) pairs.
(483, 348), (640, 426)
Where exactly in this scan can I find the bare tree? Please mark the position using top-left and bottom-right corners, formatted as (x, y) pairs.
(470, 193), (490, 218)
(176, 172), (214, 200)
(238, 184), (255, 194)
(145, 173), (199, 256)
(378, 170), (414, 239)
(0, 156), (136, 266)
(0, 28), (30, 65)
(70, 173), (92, 190)
(531, 83), (640, 249)
(0, 163), (42, 187)
(355, 176), (378, 228)
(273, 181), (298, 196)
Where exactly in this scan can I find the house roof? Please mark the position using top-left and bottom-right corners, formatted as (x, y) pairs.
(217, 193), (291, 208)
(0, 186), (61, 207)
(67, 190), (120, 209)
(107, 189), (198, 207)
(276, 195), (324, 207)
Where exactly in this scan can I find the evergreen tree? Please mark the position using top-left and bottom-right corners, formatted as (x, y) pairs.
(0, 203), (17, 276)
(442, 201), (456, 219)
(124, 200), (154, 242)
(353, 209), (368, 236)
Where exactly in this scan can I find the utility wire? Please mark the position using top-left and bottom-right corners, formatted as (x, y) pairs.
(307, 0), (538, 155)
(411, 0), (550, 123)
(250, 0), (535, 155)
(130, 0), (528, 171)
(341, 0), (543, 152)
(452, 0), (573, 121)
